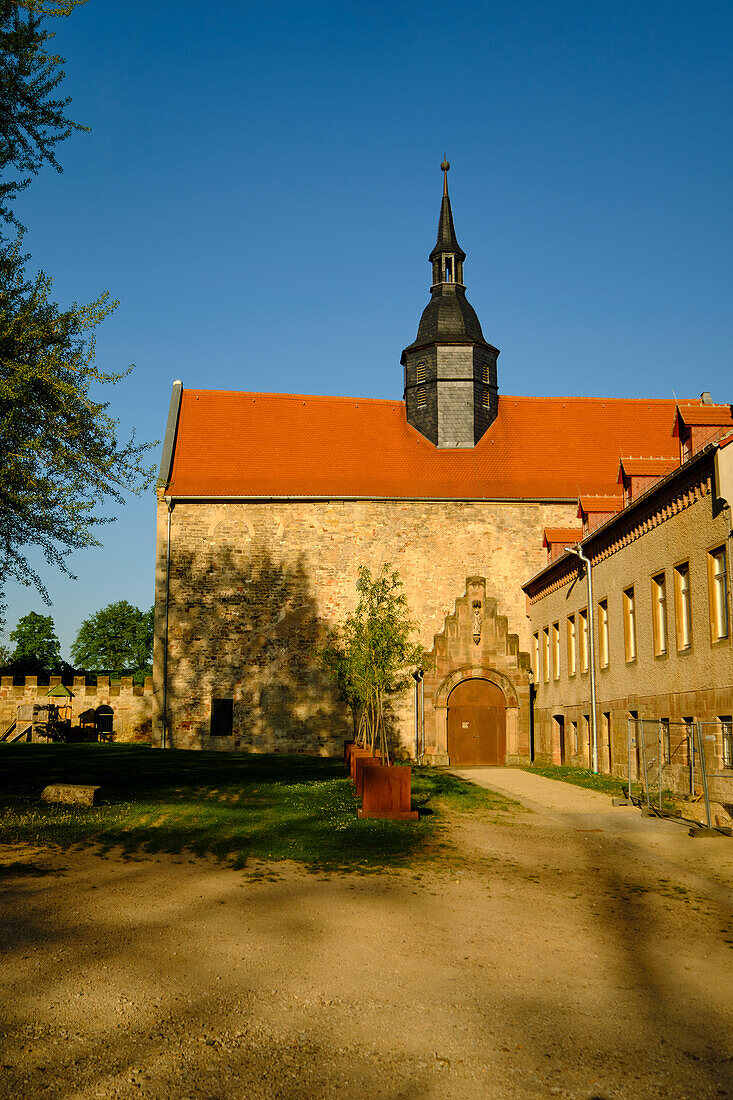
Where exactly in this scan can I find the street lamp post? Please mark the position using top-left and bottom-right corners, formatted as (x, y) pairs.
(565, 545), (598, 774)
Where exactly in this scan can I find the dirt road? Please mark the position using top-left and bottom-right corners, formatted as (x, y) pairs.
(1, 775), (732, 1099)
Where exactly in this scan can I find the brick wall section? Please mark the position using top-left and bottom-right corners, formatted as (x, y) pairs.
(527, 454), (733, 798)
(153, 497), (577, 754)
(0, 676), (154, 741)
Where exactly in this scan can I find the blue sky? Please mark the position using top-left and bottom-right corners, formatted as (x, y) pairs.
(5, 0), (733, 658)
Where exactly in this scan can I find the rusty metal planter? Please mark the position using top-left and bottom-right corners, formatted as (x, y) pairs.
(354, 754), (383, 796)
(358, 765), (418, 820)
(349, 746), (375, 782)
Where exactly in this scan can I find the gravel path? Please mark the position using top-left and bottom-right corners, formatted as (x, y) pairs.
(1, 772), (732, 1099)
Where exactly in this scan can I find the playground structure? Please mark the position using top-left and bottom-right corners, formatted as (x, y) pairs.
(0, 674), (153, 743)
(1, 701), (70, 744)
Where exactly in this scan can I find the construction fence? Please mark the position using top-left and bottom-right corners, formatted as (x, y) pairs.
(627, 717), (733, 828)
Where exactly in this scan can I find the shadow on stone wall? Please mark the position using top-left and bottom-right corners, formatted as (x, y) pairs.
(166, 543), (349, 753)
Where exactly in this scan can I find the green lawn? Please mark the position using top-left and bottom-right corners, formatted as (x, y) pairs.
(520, 763), (678, 814)
(520, 763), (628, 796)
(0, 744), (518, 872)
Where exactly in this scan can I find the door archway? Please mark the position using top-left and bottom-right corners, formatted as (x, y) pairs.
(447, 679), (507, 765)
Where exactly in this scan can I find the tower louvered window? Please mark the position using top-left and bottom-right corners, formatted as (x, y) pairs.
(482, 387), (489, 407)
(417, 386), (427, 408)
(416, 361), (426, 383)
(481, 364), (489, 383)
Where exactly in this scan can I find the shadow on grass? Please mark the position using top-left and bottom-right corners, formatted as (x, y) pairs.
(0, 745), (517, 872)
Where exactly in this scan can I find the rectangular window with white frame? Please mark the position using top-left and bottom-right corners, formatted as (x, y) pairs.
(652, 572), (667, 655)
(567, 615), (576, 677)
(532, 632), (539, 682)
(623, 586), (637, 662)
(708, 546), (729, 642)
(552, 622), (560, 680)
(579, 608), (588, 673)
(543, 627), (550, 683)
(598, 599), (609, 668)
(674, 562), (692, 651)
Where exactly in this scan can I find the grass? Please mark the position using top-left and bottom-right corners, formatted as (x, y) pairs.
(520, 762), (678, 814)
(521, 763), (628, 796)
(0, 744), (518, 872)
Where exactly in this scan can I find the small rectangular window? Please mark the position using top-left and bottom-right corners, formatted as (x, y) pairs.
(603, 712), (612, 771)
(579, 609), (588, 673)
(674, 562), (692, 651)
(708, 546), (729, 641)
(623, 586), (636, 662)
(660, 718), (671, 763)
(599, 599), (609, 668)
(721, 716), (733, 769)
(652, 572), (667, 655)
(583, 715), (590, 760)
(543, 627), (550, 683)
(211, 698), (233, 737)
(552, 622), (560, 680)
(532, 632), (539, 682)
(567, 615), (576, 677)
(571, 720), (578, 755)
(416, 385), (427, 408)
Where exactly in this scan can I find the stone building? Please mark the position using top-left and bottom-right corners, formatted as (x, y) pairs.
(152, 165), (731, 763)
(522, 434), (733, 799)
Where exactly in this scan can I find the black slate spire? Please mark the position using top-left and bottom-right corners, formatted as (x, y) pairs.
(401, 162), (500, 448)
(429, 161), (466, 263)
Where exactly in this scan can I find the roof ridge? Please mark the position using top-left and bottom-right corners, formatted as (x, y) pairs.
(183, 389), (691, 405)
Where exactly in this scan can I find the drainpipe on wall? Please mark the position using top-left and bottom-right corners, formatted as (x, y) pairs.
(565, 545), (598, 774)
(412, 668), (424, 762)
(162, 498), (174, 750)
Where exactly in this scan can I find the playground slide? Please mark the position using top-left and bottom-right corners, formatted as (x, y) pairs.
(0, 720), (32, 743)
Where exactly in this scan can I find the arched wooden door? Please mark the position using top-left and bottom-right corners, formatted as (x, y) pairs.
(447, 679), (507, 765)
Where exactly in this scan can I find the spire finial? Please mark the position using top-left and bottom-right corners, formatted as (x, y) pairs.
(441, 156), (450, 196)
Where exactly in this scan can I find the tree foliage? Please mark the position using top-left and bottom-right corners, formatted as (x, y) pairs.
(324, 564), (424, 764)
(0, 0), (88, 229)
(0, 1), (157, 624)
(0, 240), (156, 617)
(70, 601), (154, 679)
(9, 608), (60, 665)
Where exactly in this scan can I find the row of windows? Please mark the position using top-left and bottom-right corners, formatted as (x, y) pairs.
(533, 546), (730, 681)
(554, 713), (733, 770)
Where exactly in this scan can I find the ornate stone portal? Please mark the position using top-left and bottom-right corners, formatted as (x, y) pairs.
(422, 576), (532, 765)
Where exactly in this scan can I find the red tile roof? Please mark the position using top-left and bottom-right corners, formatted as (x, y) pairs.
(166, 391), (686, 500)
(676, 403), (733, 427)
(543, 528), (584, 548)
(618, 457), (679, 481)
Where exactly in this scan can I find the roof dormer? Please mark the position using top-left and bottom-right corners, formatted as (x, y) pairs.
(617, 457), (679, 504)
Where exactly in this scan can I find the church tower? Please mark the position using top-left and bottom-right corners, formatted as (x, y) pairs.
(402, 161), (499, 447)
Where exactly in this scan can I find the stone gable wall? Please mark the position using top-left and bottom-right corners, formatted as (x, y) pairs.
(153, 496), (577, 754)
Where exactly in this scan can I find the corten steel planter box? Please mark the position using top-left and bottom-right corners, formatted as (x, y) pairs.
(358, 765), (418, 821)
(344, 740), (356, 767)
(355, 755), (383, 797)
(349, 746), (375, 782)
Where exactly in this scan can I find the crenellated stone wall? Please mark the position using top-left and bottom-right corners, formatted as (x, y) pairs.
(0, 676), (154, 742)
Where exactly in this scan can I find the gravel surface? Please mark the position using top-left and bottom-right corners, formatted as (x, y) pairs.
(1, 775), (732, 1099)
